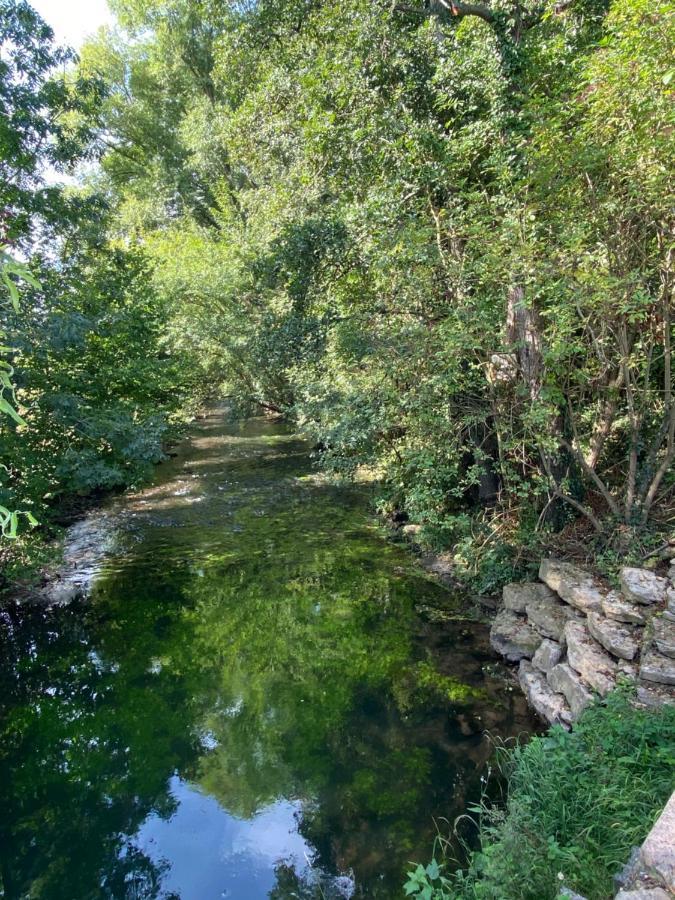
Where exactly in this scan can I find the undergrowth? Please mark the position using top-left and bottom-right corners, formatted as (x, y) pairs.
(405, 688), (675, 900)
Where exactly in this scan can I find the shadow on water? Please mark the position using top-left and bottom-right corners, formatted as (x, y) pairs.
(0, 407), (539, 899)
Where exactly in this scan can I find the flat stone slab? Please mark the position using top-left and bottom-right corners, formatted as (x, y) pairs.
(490, 610), (542, 661)
(564, 620), (617, 695)
(587, 612), (639, 661)
(640, 647), (675, 686)
(602, 591), (647, 625)
(539, 559), (604, 613)
(615, 890), (671, 900)
(666, 587), (675, 622)
(420, 552), (455, 583)
(503, 581), (557, 614)
(519, 660), (572, 727)
(532, 639), (564, 674)
(526, 594), (572, 642)
(637, 680), (675, 708)
(548, 662), (594, 718)
(640, 791), (675, 891)
(652, 617), (675, 659)
(620, 567), (669, 606)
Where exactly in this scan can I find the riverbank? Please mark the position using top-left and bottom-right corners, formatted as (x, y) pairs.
(406, 689), (675, 899)
(0, 402), (206, 607)
(405, 560), (675, 900)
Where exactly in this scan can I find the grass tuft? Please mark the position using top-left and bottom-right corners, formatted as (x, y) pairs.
(405, 687), (675, 899)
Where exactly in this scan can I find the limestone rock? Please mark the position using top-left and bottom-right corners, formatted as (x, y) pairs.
(421, 552), (455, 583)
(665, 587), (675, 622)
(652, 616), (675, 659)
(620, 567), (668, 606)
(640, 791), (675, 891)
(539, 559), (604, 613)
(503, 581), (557, 614)
(526, 594), (573, 642)
(548, 662), (594, 718)
(614, 890), (670, 900)
(640, 647), (675, 686)
(668, 562), (675, 583)
(564, 620), (617, 695)
(532, 639), (564, 674)
(618, 659), (639, 681)
(587, 612), (639, 661)
(614, 846), (642, 890)
(518, 660), (572, 727)
(636, 681), (675, 708)
(602, 591), (647, 625)
(490, 610), (542, 661)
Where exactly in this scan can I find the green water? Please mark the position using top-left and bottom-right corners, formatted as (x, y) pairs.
(0, 408), (537, 899)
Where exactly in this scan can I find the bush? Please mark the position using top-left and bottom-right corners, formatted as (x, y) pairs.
(406, 688), (675, 899)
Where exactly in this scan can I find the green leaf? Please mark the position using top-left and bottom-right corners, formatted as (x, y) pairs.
(0, 395), (26, 425)
(1, 271), (20, 311)
(426, 859), (440, 880)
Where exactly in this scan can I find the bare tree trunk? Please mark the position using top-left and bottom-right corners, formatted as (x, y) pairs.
(507, 285), (577, 523)
(619, 322), (641, 523)
(506, 285), (542, 402)
(586, 368), (624, 469)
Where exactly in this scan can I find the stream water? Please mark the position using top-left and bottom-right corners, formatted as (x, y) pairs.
(0, 407), (537, 900)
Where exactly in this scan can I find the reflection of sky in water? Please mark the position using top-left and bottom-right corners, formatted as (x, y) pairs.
(132, 777), (355, 899)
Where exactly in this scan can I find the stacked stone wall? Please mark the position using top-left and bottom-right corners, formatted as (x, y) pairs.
(490, 560), (675, 727)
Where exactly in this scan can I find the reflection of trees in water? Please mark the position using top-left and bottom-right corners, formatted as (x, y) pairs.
(0, 427), (534, 899)
(183, 540), (521, 896)
(270, 861), (357, 900)
(0, 576), (199, 900)
(104, 844), (177, 900)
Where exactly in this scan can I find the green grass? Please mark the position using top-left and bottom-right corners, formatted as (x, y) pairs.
(406, 687), (675, 900)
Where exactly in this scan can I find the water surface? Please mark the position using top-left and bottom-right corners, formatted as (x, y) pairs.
(0, 408), (537, 899)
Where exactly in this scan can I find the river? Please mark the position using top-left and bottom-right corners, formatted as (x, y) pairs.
(0, 407), (537, 899)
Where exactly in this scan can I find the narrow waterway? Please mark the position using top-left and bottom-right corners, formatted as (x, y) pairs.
(0, 407), (537, 900)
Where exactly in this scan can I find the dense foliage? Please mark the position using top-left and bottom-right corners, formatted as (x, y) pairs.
(0, 1), (673, 894)
(0, 0), (673, 577)
(76, 0), (675, 583)
(0, 1), (205, 557)
(405, 688), (675, 899)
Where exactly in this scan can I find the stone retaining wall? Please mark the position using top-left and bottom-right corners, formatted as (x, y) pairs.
(490, 559), (675, 727)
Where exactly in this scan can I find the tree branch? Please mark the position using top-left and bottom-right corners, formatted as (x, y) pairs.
(436, 0), (495, 24)
(538, 444), (604, 532)
(641, 248), (674, 522)
(393, 0), (495, 24)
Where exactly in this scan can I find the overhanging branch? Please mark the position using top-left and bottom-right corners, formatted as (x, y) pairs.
(436, 0), (495, 24)
(393, 0), (495, 25)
